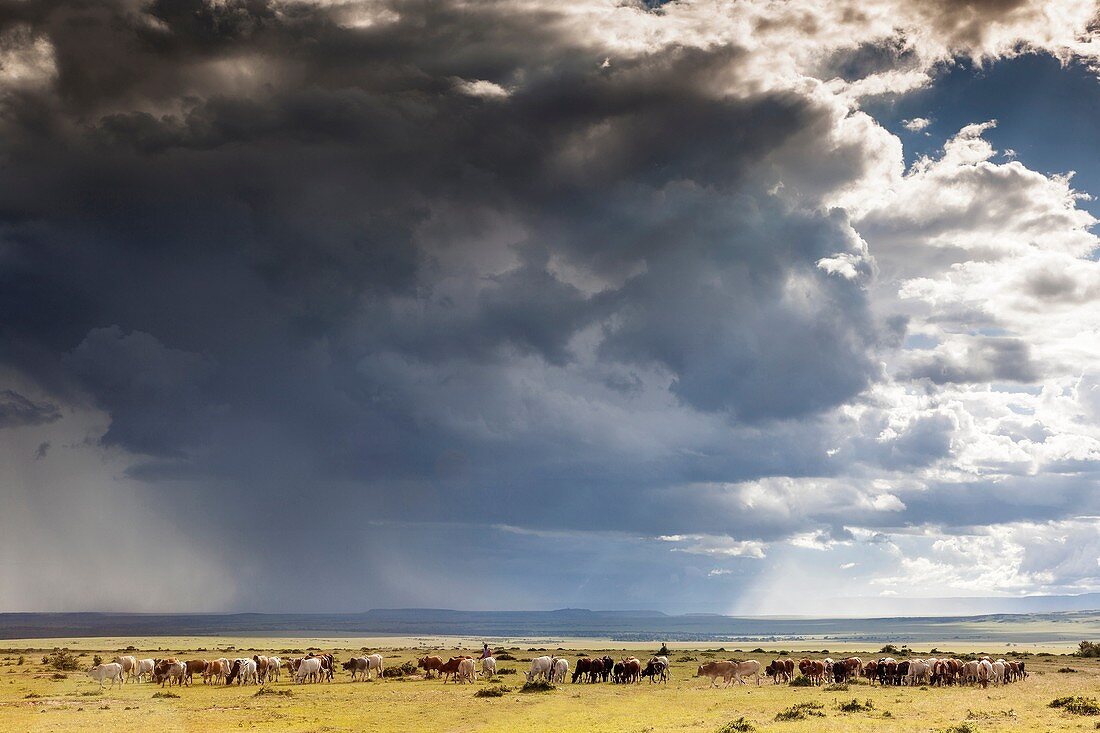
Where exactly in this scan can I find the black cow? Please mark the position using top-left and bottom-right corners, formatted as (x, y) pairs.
(640, 660), (668, 683)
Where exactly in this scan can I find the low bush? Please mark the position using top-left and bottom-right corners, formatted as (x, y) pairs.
(496, 667), (517, 675)
(45, 648), (81, 671)
(1058, 667), (1079, 673)
(519, 680), (555, 693)
(775, 702), (825, 721)
(823, 683), (849, 692)
(474, 685), (510, 698)
(789, 676), (814, 687)
(1051, 696), (1100, 715)
(1078, 641), (1100, 658)
(254, 688), (292, 697)
(717, 717), (755, 732)
(151, 691), (179, 699)
(942, 724), (979, 733)
(495, 652), (517, 661)
(838, 699), (874, 713)
(51, 673), (67, 680)
(384, 661), (419, 678)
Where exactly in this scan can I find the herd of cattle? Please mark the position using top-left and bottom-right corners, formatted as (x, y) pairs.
(85, 650), (1029, 691)
(86, 653), (384, 687)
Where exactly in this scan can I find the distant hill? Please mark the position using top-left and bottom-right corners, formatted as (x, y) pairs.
(4, 602), (1100, 642)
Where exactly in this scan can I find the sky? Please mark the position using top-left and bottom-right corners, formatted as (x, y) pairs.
(2, 0), (1100, 616)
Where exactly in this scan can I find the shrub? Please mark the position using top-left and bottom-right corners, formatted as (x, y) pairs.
(717, 717), (755, 733)
(497, 667), (517, 675)
(51, 673), (67, 680)
(824, 683), (849, 691)
(384, 661), (419, 678)
(124, 646), (136, 652)
(1078, 642), (1100, 658)
(474, 685), (510, 698)
(942, 724), (979, 733)
(254, 688), (292, 697)
(495, 652), (517, 661)
(789, 676), (814, 687)
(1058, 667), (1079, 673)
(151, 691), (179, 699)
(17, 656), (24, 666)
(1051, 697), (1100, 715)
(45, 649), (81, 671)
(750, 648), (766, 654)
(880, 644), (899, 655)
(838, 699), (874, 713)
(775, 702), (825, 721)
(677, 655), (696, 662)
(24, 692), (40, 699)
(519, 680), (555, 693)
(92, 655), (103, 667)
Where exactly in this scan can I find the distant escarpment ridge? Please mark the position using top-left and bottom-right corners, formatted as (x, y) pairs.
(3, 602), (1100, 642)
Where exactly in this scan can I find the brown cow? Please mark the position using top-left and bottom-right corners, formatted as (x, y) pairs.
(418, 655), (445, 678)
(835, 657), (862, 682)
(696, 660), (736, 687)
(203, 659), (229, 684)
(620, 657), (641, 684)
(765, 658), (794, 683)
(183, 660), (206, 686)
(797, 658), (826, 685)
(863, 660), (879, 684)
(438, 657), (467, 684)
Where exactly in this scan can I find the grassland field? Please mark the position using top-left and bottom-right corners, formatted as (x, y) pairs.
(1, 636), (1099, 732)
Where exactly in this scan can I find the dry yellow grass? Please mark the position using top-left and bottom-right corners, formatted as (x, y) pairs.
(1, 637), (1098, 732)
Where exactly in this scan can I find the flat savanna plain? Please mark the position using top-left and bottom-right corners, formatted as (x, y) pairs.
(2, 637), (1099, 732)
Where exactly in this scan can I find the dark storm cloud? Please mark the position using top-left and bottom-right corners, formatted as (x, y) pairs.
(0, 0), (922, 611)
(0, 389), (61, 428)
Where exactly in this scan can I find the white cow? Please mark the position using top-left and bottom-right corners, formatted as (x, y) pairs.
(366, 654), (384, 680)
(88, 663), (124, 688)
(135, 658), (155, 683)
(457, 658), (476, 684)
(236, 658), (258, 685)
(267, 656), (282, 683)
(481, 657), (497, 678)
(551, 658), (568, 684)
(296, 657), (323, 683)
(907, 660), (931, 686)
(731, 660), (762, 686)
(991, 660), (1006, 686)
(977, 659), (994, 688)
(114, 655), (138, 683)
(526, 656), (553, 682)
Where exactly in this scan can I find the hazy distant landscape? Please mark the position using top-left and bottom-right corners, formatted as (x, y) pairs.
(6, 606), (1100, 646)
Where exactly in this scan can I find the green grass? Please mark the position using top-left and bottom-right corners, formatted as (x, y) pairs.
(1, 637), (1098, 731)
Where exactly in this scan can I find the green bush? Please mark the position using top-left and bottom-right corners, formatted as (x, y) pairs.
(1051, 696), (1100, 715)
(384, 661), (419, 678)
(789, 675), (814, 687)
(474, 685), (510, 698)
(45, 648), (81, 671)
(519, 680), (555, 693)
(838, 699), (874, 713)
(1077, 642), (1100, 658)
(254, 688), (292, 697)
(717, 717), (755, 732)
(942, 724), (979, 733)
(775, 702), (825, 721)
(151, 691), (179, 699)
